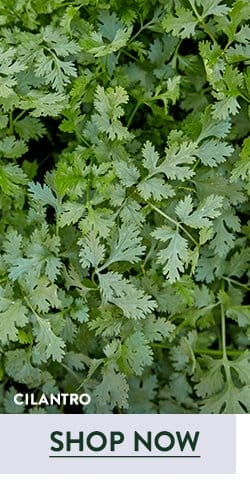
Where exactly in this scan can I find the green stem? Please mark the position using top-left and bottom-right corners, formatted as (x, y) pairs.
(91, 269), (98, 286)
(220, 299), (227, 360)
(127, 101), (141, 128)
(149, 202), (199, 247)
(194, 348), (242, 358)
(192, 159), (200, 172)
(176, 185), (196, 193)
(223, 276), (250, 290)
(221, 40), (233, 55)
(23, 296), (36, 314)
(170, 40), (182, 70)
(239, 92), (250, 103)
(82, 359), (105, 387)
(220, 297), (231, 384)
(120, 49), (140, 63)
(152, 343), (242, 358)
(9, 112), (13, 134)
(79, 134), (91, 148)
(188, 0), (217, 44)
(60, 363), (82, 383)
(55, 218), (59, 237)
(75, 127), (91, 147)
(13, 110), (27, 124)
(23, 295), (50, 329)
(129, 19), (156, 44)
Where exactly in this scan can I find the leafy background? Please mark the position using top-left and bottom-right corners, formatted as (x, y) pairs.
(0, 0), (249, 413)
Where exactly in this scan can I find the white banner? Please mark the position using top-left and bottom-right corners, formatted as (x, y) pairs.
(0, 414), (235, 474)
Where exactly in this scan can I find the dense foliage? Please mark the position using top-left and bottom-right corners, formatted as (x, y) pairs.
(0, 0), (249, 414)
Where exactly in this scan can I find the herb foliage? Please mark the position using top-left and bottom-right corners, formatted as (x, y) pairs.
(0, 0), (249, 413)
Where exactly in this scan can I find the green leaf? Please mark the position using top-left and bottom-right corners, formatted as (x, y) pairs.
(127, 374), (158, 413)
(142, 141), (160, 172)
(0, 136), (28, 158)
(210, 210), (240, 256)
(33, 316), (65, 363)
(64, 352), (87, 371)
(70, 298), (89, 323)
(212, 96), (240, 120)
(94, 363), (129, 409)
(226, 306), (250, 327)
(87, 26), (132, 58)
(230, 352), (250, 385)
(79, 207), (115, 238)
(141, 315), (176, 342)
(114, 160), (139, 187)
(5, 349), (41, 386)
(58, 202), (86, 227)
(28, 182), (59, 210)
(198, 109), (231, 141)
(0, 295), (29, 345)
(231, 136), (250, 184)
(195, 357), (225, 398)
(3, 387), (25, 413)
(121, 331), (153, 375)
(88, 312), (123, 337)
(162, 8), (197, 39)
(78, 231), (105, 269)
(200, 383), (250, 413)
(196, 139), (234, 167)
(14, 116), (46, 141)
(103, 224), (145, 268)
(160, 142), (197, 181)
(29, 277), (61, 313)
(176, 194), (223, 228)
(152, 227), (190, 282)
(32, 26), (79, 92)
(194, 0), (230, 18)
(93, 85), (130, 140)
(0, 164), (28, 196)
(98, 272), (157, 319)
(21, 91), (68, 117)
(138, 177), (175, 201)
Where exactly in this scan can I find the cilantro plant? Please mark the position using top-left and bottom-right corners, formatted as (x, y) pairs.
(0, 0), (249, 414)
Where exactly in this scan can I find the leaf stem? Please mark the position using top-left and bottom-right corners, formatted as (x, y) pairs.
(23, 295), (36, 315)
(149, 202), (199, 246)
(129, 18), (157, 44)
(152, 342), (242, 358)
(8, 112), (13, 135)
(220, 295), (231, 384)
(60, 363), (82, 383)
(170, 40), (182, 70)
(194, 348), (242, 357)
(187, 0), (217, 44)
(223, 276), (250, 290)
(239, 92), (250, 103)
(13, 110), (27, 124)
(127, 101), (141, 128)
(120, 49), (140, 63)
(220, 298), (227, 360)
(75, 126), (91, 147)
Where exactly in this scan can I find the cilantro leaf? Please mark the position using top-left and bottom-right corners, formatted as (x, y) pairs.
(98, 272), (157, 319)
(152, 227), (190, 282)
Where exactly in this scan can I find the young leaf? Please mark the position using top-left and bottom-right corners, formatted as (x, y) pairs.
(121, 331), (153, 375)
(98, 272), (157, 319)
(176, 194), (223, 229)
(94, 363), (129, 409)
(152, 227), (190, 282)
(103, 224), (145, 268)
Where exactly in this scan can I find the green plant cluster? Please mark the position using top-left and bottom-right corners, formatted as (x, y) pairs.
(0, 0), (249, 413)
